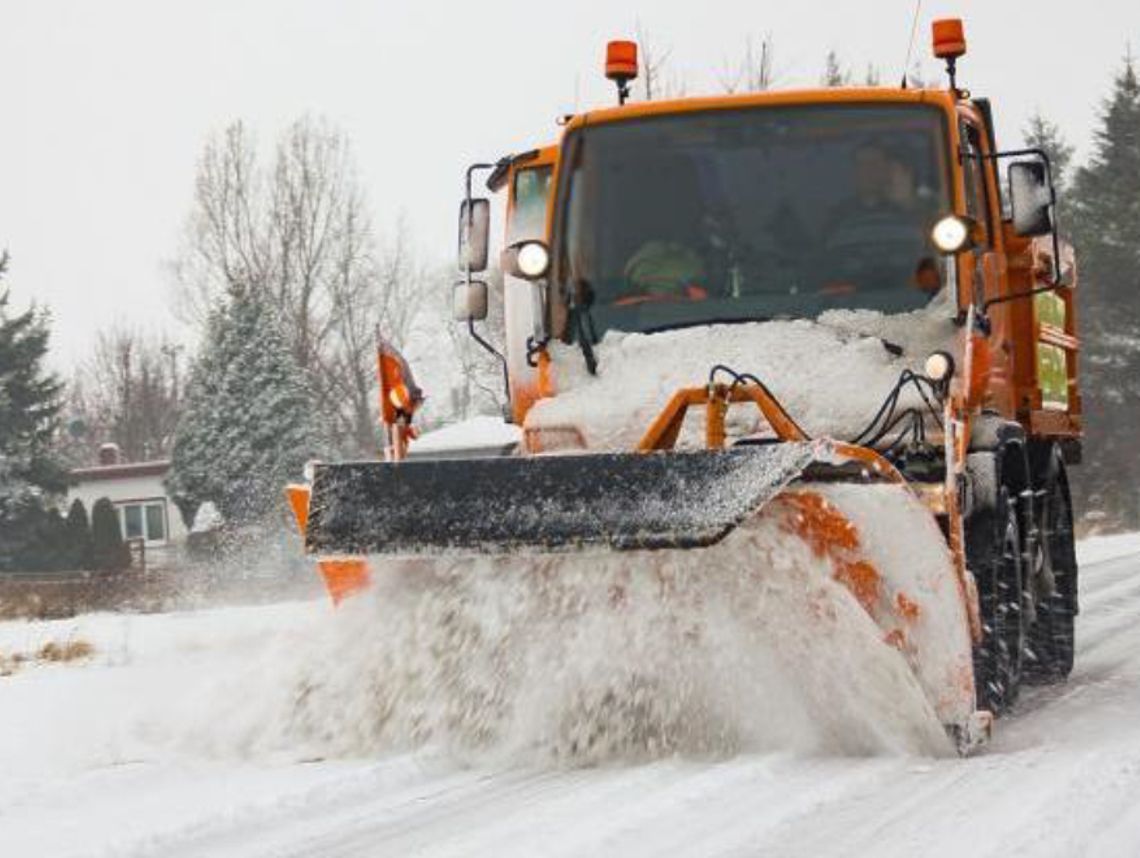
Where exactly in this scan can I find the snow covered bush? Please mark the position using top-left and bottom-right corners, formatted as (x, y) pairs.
(167, 287), (325, 529)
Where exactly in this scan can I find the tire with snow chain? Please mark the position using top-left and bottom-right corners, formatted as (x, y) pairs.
(967, 484), (1025, 713)
(1026, 458), (1077, 682)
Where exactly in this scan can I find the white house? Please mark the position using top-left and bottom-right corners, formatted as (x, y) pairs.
(66, 444), (187, 567)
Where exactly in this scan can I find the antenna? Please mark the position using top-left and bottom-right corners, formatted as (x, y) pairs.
(899, 0), (923, 88)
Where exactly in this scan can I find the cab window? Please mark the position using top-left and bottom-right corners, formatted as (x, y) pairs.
(960, 122), (992, 245)
(508, 166), (553, 243)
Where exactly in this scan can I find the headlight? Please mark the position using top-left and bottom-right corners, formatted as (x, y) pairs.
(931, 215), (973, 254)
(516, 241), (550, 278)
(924, 350), (955, 383)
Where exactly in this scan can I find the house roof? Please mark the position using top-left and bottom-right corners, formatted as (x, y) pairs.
(71, 460), (171, 482)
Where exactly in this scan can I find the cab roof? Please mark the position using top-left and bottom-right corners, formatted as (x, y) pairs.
(566, 87), (957, 134)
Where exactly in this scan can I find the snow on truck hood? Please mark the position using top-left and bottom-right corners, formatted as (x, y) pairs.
(526, 295), (960, 452)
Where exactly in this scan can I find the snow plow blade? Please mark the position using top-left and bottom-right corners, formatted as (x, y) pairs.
(304, 443), (817, 556)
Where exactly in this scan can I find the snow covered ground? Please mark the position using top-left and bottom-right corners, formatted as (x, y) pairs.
(2, 533), (1140, 857)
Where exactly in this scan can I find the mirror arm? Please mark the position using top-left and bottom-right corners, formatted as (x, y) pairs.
(983, 282), (1066, 314)
(463, 162), (496, 284)
(464, 162), (496, 212)
(467, 317), (513, 421)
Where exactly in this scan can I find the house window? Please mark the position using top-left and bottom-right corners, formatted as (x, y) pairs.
(116, 500), (168, 545)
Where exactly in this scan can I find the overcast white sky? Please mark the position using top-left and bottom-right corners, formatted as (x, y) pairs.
(3, 0), (1137, 368)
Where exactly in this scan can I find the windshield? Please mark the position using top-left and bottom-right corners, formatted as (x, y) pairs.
(558, 104), (951, 337)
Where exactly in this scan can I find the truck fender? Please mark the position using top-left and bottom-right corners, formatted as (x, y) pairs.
(966, 416), (1029, 519)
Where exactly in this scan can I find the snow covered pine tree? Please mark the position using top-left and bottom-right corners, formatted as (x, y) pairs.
(167, 287), (324, 531)
(0, 253), (69, 572)
(1070, 58), (1140, 527)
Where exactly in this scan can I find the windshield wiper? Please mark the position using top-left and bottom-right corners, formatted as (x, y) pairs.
(571, 281), (600, 375)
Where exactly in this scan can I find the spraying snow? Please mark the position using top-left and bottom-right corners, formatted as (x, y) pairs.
(0, 519), (950, 781)
(200, 504), (950, 765)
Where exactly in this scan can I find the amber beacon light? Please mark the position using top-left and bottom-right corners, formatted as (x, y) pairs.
(605, 40), (638, 105)
(932, 18), (967, 60)
(932, 18), (967, 93)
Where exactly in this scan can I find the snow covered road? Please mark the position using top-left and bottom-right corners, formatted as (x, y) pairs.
(3, 536), (1140, 857)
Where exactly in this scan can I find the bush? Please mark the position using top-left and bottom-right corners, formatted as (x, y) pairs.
(90, 497), (131, 572)
(64, 499), (94, 571)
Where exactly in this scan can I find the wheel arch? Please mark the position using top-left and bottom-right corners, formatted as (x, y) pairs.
(967, 415), (1030, 519)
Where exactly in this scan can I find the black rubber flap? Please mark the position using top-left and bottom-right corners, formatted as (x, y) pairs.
(305, 443), (815, 556)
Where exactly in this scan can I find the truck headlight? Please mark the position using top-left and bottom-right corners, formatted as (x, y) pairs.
(924, 350), (955, 383)
(931, 215), (975, 254)
(518, 242), (550, 277)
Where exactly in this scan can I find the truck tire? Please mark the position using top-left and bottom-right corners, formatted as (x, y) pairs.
(968, 484), (1025, 713)
(1027, 457), (1077, 680)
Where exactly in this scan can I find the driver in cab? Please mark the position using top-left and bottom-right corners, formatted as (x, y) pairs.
(823, 141), (941, 295)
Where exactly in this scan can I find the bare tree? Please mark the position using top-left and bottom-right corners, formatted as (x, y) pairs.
(326, 214), (428, 453)
(173, 116), (427, 456)
(635, 24), (686, 101)
(173, 122), (271, 322)
(822, 50), (851, 87)
(268, 117), (353, 379)
(415, 266), (508, 426)
(719, 35), (775, 94)
(65, 326), (185, 463)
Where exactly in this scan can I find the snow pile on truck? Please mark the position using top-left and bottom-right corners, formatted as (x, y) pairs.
(526, 300), (958, 450)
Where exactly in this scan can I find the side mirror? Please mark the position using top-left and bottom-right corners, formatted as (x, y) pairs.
(458, 199), (491, 272)
(1008, 161), (1054, 238)
(452, 279), (488, 322)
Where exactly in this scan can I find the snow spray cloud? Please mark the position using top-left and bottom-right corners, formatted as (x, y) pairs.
(255, 517), (950, 764)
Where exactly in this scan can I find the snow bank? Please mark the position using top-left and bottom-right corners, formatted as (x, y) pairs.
(526, 296), (958, 451)
(0, 602), (324, 781)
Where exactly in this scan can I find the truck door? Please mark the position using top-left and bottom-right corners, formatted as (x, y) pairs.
(503, 148), (556, 421)
(958, 115), (1015, 411)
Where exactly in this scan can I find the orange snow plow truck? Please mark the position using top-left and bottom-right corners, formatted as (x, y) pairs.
(287, 19), (1081, 752)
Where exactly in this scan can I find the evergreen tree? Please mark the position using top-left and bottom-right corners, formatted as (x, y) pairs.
(1024, 113), (1075, 190)
(1069, 58), (1140, 526)
(90, 497), (131, 572)
(1024, 112), (1075, 228)
(36, 508), (69, 571)
(0, 252), (69, 571)
(63, 498), (94, 570)
(167, 288), (324, 527)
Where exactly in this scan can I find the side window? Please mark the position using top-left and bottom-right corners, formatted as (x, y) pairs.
(116, 500), (168, 544)
(121, 505), (144, 540)
(960, 122), (992, 246)
(145, 503), (167, 542)
(508, 166), (553, 244)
